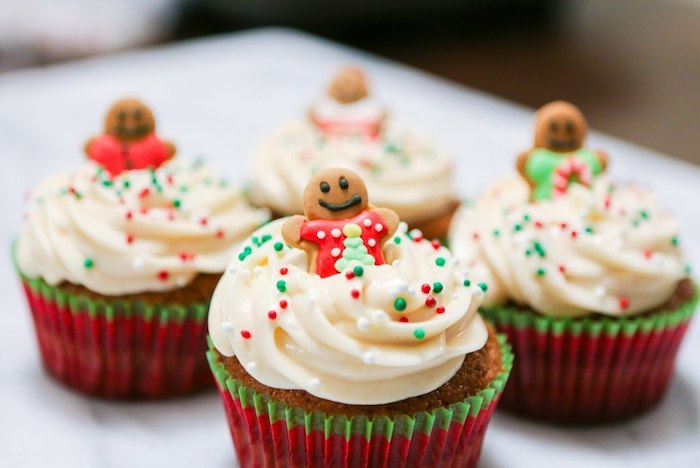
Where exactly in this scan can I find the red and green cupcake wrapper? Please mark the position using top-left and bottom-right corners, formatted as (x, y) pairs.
(207, 336), (513, 468)
(481, 292), (697, 424)
(18, 273), (213, 399)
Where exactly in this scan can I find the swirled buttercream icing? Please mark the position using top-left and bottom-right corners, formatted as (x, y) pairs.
(17, 159), (270, 296)
(448, 176), (689, 317)
(208, 219), (488, 405)
(249, 121), (456, 226)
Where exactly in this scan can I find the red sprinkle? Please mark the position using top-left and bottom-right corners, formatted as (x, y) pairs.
(413, 234), (424, 243)
(267, 311), (277, 320)
(534, 221), (544, 229)
(179, 252), (195, 262)
(570, 230), (578, 239)
(166, 174), (174, 185)
(560, 222), (568, 229)
(126, 234), (134, 244)
(472, 231), (480, 240)
(558, 264), (567, 274)
(139, 207), (149, 215)
(431, 240), (441, 250)
(139, 188), (150, 198)
(425, 297), (436, 307)
(643, 248), (653, 259)
(240, 330), (251, 339)
(199, 217), (208, 226)
(345, 271), (355, 280)
(279, 267), (288, 275)
(215, 229), (224, 239)
(167, 211), (175, 221)
(279, 300), (288, 309)
(421, 283), (431, 294)
(604, 197), (612, 209)
(157, 270), (169, 281)
(618, 296), (630, 310)
(436, 306), (446, 314)
(399, 317), (409, 323)
(125, 211), (133, 220)
(351, 289), (360, 299)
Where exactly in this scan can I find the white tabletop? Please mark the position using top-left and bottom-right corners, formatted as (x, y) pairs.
(1, 28), (699, 468)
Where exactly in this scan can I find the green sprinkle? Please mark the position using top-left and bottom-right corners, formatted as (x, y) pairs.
(122, 180), (130, 189)
(261, 234), (272, 244)
(525, 249), (532, 257)
(353, 266), (364, 277)
(435, 257), (446, 267)
(671, 236), (679, 246)
(513, 224), (522, 232)
(393, 236), (402, 244)
(179, 185), (188, 193)
(523, 214), (531, 222)
(276, 280), (287, 292)
(478, 282), (488, 292)
(584, 226), (594, 234)
(632, 220), (640, 228)
(639, 209), (649, 219)
(273, 242), (284, 252)
(385, 142), (400, 153)
(533, 241), (546, 258)
(238, 246), (253, 261)
(173, 199), (182, 208)
(101, 179), (112, 187)
(493, 229), (501, 237)
(83, 258), (94, 269)
(536, 267), (546, 277)
(432, 282), (443, 293)
(463, 279), (471, 287)
(414, 329), (426, 340)
(685, 264), (692, 275)
(394, 297), (407, 311)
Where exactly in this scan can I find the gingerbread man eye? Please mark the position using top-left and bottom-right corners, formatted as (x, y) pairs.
(118, 111), (126, 121)
(565, 121), (575, 133)
(320, 182), (331, 193)
(339, 176), (349, 190)
(133, 109), (142, 120)
(549, 121), (558, 132)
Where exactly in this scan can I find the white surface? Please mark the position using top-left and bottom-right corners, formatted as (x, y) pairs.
(1, 28), (699, 468)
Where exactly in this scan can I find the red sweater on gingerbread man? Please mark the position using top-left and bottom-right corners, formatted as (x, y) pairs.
(87, 134), (171, 176)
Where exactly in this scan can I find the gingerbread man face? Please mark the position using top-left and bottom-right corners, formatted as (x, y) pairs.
(104, 98), (156, 142)
(303, 168), (369, 221)
(533, 101), (588, 153)
(327, 67), (369, 104)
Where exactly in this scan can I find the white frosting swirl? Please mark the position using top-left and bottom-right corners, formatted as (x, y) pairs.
(249, 121), (456, 225)
(17, 159), (270, 296)
(448, 176), (689, 317)
(209, 219), (488, 405)
(312, 95), (385, 123)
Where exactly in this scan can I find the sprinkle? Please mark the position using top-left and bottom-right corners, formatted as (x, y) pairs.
(276, 280), (287, 292)
(279, 300), (288, 309)
(523, 214), (531, 222)
(618, 296), (630, 310)
(279, 267), (288, 275)
(345, 271), (355, 280)
(421, 283), (431, 294)
(492, 229), (501, 237)
(125, 211), (133, 220)
(671, 236), (679, 246)
(425, 297), (436, 307)
(394, 297), (407, 311)
(179, 252), (195, 262)
(199, 217), (209, 226)
(309, 378), (320, 391)
(331, 228), (341, 238)
(560, 222), (568, 230)
(558, 264), (567, 274)
(123, 180), (131, 189)
(533, 241), (546, 258)
(317, 230), (326, 239)
(362, 351), (375, 365)
(478, 282), (488, 292)
(368, 238), (377, 247)
(643, 248), (653, 259)
(431, 240), (441, 250)
(570, 230), (578, 239)
(374, 223), (383, 232)
(535, 267), (546, 277)
(126, 234), (134, 244)
(639, 209), (649, 220)
(584, 226), (594, 234)
(221, 321), (233, 332)
(435, 257), (446, 267)
(524, 249), (532, 257)
(157, 270), (169, 281)
(216, 229), (225, 239)
(267, 311), (277, 320)
(351, 289), (361, 299)
(414, 329), (426, 340)
(436, 306), (446, 314)
(331, 247), (341, 257)
(363, 219), (372, 227)
(139, 188), (150, 198)
(432, 282), (443, 293)
(274, 242), (284, 252)
(172, 199), (181, 208)
(472, 232), (480, 240)
(513, 224), (522, 232)
(463, 279), (471, 287)
(353, 266), (364, 277)
(399, 317), (409, 323)
(356, 317), (369, 331)
(393, 236), (402, 244)
(534, 221), (544, 229)
(83, 258), (94, 269)
(240, 330), (251, 339)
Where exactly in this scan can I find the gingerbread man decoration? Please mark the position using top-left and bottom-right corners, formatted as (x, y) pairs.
(516, 101), (608, 201)
(282, 167), (399, 278)
(308, 67), (387, 139)
(84, 98), (176, 177)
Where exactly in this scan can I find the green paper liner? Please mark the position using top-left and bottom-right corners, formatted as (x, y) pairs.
(17, 270), (213, 399)
(481, 291), (697, 423)
(207, 336), (513, 468)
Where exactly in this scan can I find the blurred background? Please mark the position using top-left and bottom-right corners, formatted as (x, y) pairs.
(0, 0), (698, 165)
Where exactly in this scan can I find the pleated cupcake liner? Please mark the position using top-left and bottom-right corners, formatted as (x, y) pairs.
(207, 336), (513, 468)
(18, 273), (213, 399)
(481, 291), (698, 424)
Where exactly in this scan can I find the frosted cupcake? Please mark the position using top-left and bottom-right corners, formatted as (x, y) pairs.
(249, 67), (459, 240)
(14, 98), (270, 398)
(208, 168), (512, 467)
(448, 101), (696, 423)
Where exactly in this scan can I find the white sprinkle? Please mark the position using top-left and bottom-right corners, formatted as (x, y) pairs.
(239, 269), (251, 278)
(362, 351), (375, 365)
(228, 266), (238, 275)
(451, 257), (460, 265)
(594, 285), (607, 297)
(221, 321), (233, 332)
(309, 378), (320, 391)
(374, 223), (383, 232)
(399, 222), (409, 232)
(410, 229), (423, 238)
(317, 230), (326, 239)
(363, 218), (372, 227)
(391, 260), (401, 267)
(246, 362), (257, 372)
(331, 228), (342, 238)
(356, 317), (370, 331)
(472, 286), (484, 298)
(176, 276), (187, 287)
(331, 247), (341, 257)
(133, 258), (144, 270)
(367, 238), (377, 247)
(253, 265), (263, 275)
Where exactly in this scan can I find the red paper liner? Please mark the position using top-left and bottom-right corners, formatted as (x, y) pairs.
(481, 292), (697, 424)
(19, 274), (213, 399)
(208, 336), (513, 468)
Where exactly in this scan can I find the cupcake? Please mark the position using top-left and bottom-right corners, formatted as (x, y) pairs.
(14, 98), (270, 398)
(448, 101), (696, 423)
(208, 167), (512, 467)
(249, 67), (459, 240)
